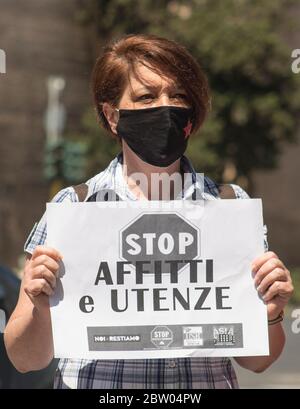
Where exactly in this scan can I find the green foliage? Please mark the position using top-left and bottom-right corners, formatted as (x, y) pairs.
(76, 0), (300, 189)
(43, 140), (64, 181)
(62, 140), (89, 183)
(290, 268), (300, 306)
(43, 139), (89, 184)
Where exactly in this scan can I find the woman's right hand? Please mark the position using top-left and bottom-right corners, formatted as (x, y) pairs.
(23, 245), (62, 300)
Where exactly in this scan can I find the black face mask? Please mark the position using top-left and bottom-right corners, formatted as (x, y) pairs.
(116, 105), (194, 167)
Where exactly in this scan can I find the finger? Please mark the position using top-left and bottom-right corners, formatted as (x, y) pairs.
(256, 267), (287, 295)
(41, 281), (55, 296)
(263, 280), (294, 303)
(31, 266), (57, 289)
(31, 254), (60, 275)
(252, 251), (279, 274)
(254, 258), (285, 286)
(24, 279), (54, 298)
(32, 245), (62, 262)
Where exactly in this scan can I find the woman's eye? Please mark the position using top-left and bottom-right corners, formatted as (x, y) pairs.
(173, 93), (187, 99)
(138, 94), (154, 101)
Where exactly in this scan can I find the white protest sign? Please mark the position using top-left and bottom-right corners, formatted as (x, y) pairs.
(47, 199), (269, 359)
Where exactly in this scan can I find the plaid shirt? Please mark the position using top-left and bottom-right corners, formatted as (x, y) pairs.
(24, 153), (268, 389)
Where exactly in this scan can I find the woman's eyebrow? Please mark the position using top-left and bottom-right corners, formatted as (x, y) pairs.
(130, 86), (151, 94)
(131, 84), (184, 95)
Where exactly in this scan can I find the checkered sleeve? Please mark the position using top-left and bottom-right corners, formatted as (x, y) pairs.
(230, 184), (269, 252)
(24, 187), (78, 255)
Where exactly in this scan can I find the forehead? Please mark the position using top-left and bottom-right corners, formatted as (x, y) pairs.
(126, 63), (178, 91)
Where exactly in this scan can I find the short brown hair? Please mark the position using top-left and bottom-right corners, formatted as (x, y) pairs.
(92, 33), (210, 136)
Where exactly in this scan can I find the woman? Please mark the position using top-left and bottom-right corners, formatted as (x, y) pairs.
(4, 34), (293, 389)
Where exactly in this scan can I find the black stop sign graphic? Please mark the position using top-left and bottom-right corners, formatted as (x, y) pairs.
(120, 213), (199, 264)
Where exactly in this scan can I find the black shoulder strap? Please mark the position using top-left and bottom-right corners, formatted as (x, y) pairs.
(73, 183), (89, 202)
(218, 184), (236, 199)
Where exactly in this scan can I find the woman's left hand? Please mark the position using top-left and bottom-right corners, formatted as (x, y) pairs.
(252, 251), (294, 320)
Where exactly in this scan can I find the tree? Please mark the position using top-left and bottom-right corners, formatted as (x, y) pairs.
(76, 0), (300, 191)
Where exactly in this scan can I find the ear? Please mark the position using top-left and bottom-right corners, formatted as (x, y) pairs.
(102, 102), (119, 134)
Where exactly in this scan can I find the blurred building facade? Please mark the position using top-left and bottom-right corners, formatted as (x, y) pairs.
(0, 0), (92, 268)
(252, 13), (300, 268)
(253, 141), (300, 267)
(0, 0), (299, 269)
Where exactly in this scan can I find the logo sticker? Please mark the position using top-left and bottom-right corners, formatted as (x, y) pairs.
(183, 326), (203, 346)
(213, 325), (236, 346)
(151, 326), (174, 348)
